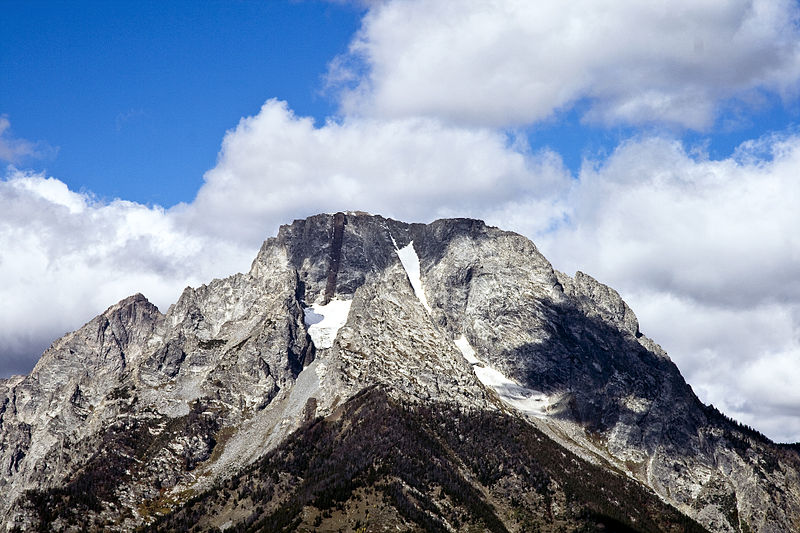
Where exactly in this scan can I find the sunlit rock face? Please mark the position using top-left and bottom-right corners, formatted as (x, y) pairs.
(1, 212), (798, 532)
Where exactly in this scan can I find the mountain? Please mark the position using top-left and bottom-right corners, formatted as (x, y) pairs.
(1, 212), (798, 532)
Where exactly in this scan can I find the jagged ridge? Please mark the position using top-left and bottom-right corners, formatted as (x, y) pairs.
(0, 212), (798, 533)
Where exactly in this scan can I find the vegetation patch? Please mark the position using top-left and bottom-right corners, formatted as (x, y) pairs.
(145, 386), (709, 533)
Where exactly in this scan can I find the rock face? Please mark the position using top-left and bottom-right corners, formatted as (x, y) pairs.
(1, 212), (798, 532)
(147, 387), (709, 533)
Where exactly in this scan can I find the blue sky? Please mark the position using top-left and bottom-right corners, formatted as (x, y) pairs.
(2, 0), (800, 442)
(1, 1), (361, 205)
(5, 1), (798, 206)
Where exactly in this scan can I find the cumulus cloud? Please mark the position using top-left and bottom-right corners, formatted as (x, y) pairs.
(602, 291), (800, 443)
(180, 99), (570, 244)
(528, 134), (800, 442)
(0, 169), (254, 376)
(331, 0), (800, 129)
(538, 135), (800, 305)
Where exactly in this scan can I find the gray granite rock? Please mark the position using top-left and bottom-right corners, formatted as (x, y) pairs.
(1, 212), (798, 532)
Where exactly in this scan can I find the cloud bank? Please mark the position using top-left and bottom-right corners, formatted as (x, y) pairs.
(534, 135), (800, 442)
(3, 0), (800, 442)
(180, 99), (569, 243)
(0, 169), (253, 375)
(332, 0), (800, 128)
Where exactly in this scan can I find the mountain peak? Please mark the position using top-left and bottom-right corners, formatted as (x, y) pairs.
(1, 213), (798, 532)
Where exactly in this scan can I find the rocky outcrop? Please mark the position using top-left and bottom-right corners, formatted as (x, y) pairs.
(1, 212), (798, 532)
(558, 270), (642, 337)
(147, 386), (710, 533)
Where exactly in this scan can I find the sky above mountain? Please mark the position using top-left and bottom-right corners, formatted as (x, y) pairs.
(2, 0), (799, 442)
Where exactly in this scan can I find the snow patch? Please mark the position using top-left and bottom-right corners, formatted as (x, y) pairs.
(303, 299), (352, 349)
(454, 335), (480, 364)
(395, 241), (432, 313)
(454, 335), (555, 417)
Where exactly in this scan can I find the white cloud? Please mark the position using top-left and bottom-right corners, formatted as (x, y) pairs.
(331, 0), (800, 129)
(180, 99), (570, 244)
(529, 134), (800, 442)
(0, 169), (254, 376)
(610, 291), (800, 442)
(536, 134), (800, 307)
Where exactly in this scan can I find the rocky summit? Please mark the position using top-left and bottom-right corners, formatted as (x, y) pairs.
(1, 212), (798, 533)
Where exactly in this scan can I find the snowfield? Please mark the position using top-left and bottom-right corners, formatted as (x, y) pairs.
(303, 299), (352, 349)
(395, 241), (433, 313)
(454, 335), (555, 417)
